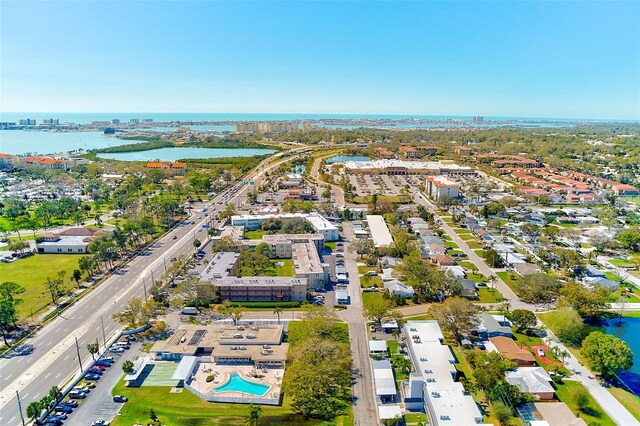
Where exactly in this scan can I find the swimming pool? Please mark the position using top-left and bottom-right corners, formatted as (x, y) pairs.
(213, 373), (270, 396)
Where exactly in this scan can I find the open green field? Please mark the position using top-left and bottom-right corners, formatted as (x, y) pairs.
(0, 254), (83, 318)
(554, 380), (615, 426)
(244, 229), (266, 240)
(110, 380), (331, 426)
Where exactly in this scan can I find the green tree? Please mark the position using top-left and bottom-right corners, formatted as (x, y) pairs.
(273, 306), (283, 324)
(492, 401), (513, 426)
(87, 341), (100, 361)
(581, 331), (634, 377)
(0, 299), (18, 346)
(572, 386), (590, 410)
(543, 307), (584, 346)
(559, 281), (610, 318)
(363, 297), (397, 326)
(515, 273), (561, 304)
(72, 269), (83, 287)
(428, 297), (479, 340)
(219, 301), (244, 325)
(26, 401), (42, 421)
(618, 227), (640, 252)
(508, 309), (537, 332)
(49, 386), (62, 404)
(483, 248), (505, 268)
(246, 403), (262, 426)
(123, 360), (135, 375)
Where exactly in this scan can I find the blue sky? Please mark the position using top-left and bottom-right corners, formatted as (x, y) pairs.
(1, 1), (639, 119)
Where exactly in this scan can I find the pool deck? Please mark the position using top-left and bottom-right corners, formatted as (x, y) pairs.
(189, 362), (283, 400)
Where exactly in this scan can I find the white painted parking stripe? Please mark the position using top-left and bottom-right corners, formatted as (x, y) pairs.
(44, 372), (51, 379)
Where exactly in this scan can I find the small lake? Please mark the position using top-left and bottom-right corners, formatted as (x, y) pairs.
(96, 147), (275, 162)
(604, 317), (640, 395)
(326, 155), (371, 164)
(0, 131), (136, 155)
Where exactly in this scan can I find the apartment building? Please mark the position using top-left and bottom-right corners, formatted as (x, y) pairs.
(403, 321), (486, 425)
(214, 277), (308, 302)
(425, 175), (460, 200)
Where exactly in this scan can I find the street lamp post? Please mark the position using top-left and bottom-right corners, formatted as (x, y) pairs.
(16, 390), (25, 426)
(75, 337), (83, 372)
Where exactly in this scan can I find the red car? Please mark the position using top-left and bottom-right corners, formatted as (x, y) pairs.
(92, 365), (106, 371)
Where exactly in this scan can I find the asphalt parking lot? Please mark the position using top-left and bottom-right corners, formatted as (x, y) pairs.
(64, 341), (141, 426)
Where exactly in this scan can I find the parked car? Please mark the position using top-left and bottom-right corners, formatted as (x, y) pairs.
(69, 391), (87, 399)
(85, 373), (101, 381)
(109, 347), (125, 354)
(59, 400), (78, 408)
(537, 348), (545, 357)
(49, 413), (68, 421)
(91, 421), (110, 426)
(89, 367), (103, 375)
(113, 395), (129, 403)
(72, 386), (90, 394)
(92, 365), (106, 371)
(54, 405), (73, 414)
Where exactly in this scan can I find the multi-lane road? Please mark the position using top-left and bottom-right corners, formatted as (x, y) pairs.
(0, 148), (305, 426)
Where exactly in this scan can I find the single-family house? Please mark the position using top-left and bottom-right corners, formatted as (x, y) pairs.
(506, 367), (554, 400)
(490, 336), (536, 366)
(459, 279), (478, 299)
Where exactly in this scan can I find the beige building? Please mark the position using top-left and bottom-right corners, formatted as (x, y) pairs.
(425, 175), (460, 200)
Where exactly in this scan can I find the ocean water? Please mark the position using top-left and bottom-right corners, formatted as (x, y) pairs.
(1, 112), (626, 125)
(97, 147), (275, 162)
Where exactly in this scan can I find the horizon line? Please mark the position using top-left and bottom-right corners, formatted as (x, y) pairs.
(1, 111), (639, 122)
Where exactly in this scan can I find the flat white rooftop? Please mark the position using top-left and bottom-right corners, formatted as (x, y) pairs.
(366, 215), (394, 248)
(405, 320), (483, 425)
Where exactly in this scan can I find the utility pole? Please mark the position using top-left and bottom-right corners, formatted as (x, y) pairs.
(75, 337), (83, 372)
(100, 315), (107, 348)
(143, 278), (148, 301)
(163, 258), (167, 272)
(16, 390), (25, 426)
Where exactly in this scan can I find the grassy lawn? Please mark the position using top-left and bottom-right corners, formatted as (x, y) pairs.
(357, 265), (377, 274)
(608, 387), (640, 421)
(458, 234), (476, 241)
(387, 339), (399, 355)
(362, 291), (384, 310)
(0, 254), (84, 319)
(497, 271), (520, 294)
(403, 412), (428, 425)
(467, 272), (488, 282)
(244, 229), (266, 240)
(604, 271), (621, 282)
(609, 258), (637, 268)
(110, 379), (331, 426)
(403, 313), (432, 321)
(477, 288), (504, 303)
(360, 275), (382, 288)
(448, 249), (464, 256)
(324, 242), (337, 251)
(511, 329), (543, 348)
(444, 241), (459, 249)
(272, 259), (294, 277)
(465, 240), (484, 249)
(352, 195), (411, 204)
(554, 380), (615, 426)
(457, 261), (476, 270)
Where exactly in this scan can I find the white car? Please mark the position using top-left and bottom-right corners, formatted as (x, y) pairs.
(537, 348), (545, 357)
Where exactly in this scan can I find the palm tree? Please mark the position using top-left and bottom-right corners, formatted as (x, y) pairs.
(87, 341), (100, 361)
(273, 306), (283, 324)
(26, 401), (42, 422)
(49, 386), (62, 404)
